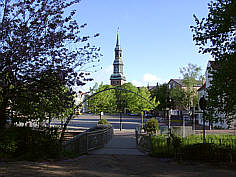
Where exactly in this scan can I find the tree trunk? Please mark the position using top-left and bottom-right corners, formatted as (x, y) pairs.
(59, 114), (73, 144)
(0, 98), (8, 129)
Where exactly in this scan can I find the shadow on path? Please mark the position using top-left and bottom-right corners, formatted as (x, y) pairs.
(90, 129), (145, 155)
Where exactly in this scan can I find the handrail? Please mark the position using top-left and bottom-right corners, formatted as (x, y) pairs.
(62, 125), (113, 154)
(135, 126), (152, 152)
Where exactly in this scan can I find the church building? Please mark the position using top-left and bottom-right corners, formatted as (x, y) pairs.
(110, 31), (126, 86)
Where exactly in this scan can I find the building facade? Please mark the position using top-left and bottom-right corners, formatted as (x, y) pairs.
(110, 31), (126, 86)
(197, 61), (229, 129)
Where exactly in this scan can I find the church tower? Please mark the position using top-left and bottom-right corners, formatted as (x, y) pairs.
(110, 30), (126, 86)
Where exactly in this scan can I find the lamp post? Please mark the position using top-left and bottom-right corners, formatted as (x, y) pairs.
(183, 113), (185, 137)
(199, 96), (206, 144)
(166, 108), (170, 138)
(192, 106), (195, 131)
(120, 111), (122, 131)
(117, 99), (126, 131)
(141, 111), (144, 129)
(167, 98), (172, 138)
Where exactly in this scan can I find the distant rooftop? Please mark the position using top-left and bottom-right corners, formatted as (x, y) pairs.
(168, 79), (202, 87)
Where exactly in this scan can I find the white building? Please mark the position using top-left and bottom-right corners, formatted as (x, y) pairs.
(197, 61), (228, 129)
(75, 91), (88, 113)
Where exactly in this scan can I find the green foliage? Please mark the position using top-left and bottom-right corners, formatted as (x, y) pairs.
(182, 143), (233, 162)
(0, 137), (17, 154)
(170, 134), (182, 150)
(0, 127), (61, 161)
(0, 0), (101, 128)
(151, 64), (202, 111)
(151, 134), (236, 161)
(120, 83), (139, 113)
(144, 118), (159, 134)
(98, 119), (110, 125)
(191, 0), (236, 124)
(180, 63), (202, 109)
(151, 135), (174, 158)
(136, 87), (156, 112)
(87, 83), (116, 113)
(151, 83), (169, 111)
(87, 82), (157, 114)
(169, 86), (186, 110)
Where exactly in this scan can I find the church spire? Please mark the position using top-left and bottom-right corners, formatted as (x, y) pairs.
(110, 29), (126, 86)
(115, 28), (121, 50)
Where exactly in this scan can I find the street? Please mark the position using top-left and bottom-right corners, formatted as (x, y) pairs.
(51, 113), (149, 131)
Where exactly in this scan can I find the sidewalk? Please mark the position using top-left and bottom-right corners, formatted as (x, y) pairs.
(90, 129), (145, 155)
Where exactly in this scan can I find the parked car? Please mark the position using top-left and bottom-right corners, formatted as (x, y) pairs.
(144, 114), (153, 118)
(183, 115), (191, 121)
(75, 110), (82, 115)
(127, 113), (139, 116)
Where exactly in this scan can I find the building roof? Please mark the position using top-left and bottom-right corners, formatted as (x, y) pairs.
(168, 79), (183, 86)
(168, 78), (202, 87)
(147, 85), (157, 91)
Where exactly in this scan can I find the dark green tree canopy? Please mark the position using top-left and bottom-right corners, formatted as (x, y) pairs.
(87, 82), (157, 114)
(151, 83), (169, 111)
(0, 0), (101, 128)
(191, 0), (235, 58)
(191, 0), (236, 125)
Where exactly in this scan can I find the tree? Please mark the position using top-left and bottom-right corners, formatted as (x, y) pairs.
(87, 82), (156, 114)
(120, 83), (139, 113)
(191, 0), (236, 125)
(11, 70), (75, 126)
(169, 86), (186, 110)
(87, 83), (116, 114)
(0, 0), (101, 128)
(151, 83), (169, 111)
(180, 63), (202, 109)
(136, 86), (156, 113)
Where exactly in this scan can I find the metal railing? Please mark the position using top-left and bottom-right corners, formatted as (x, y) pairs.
(62, 125), (113, 154)
(135, 126), (152, 152)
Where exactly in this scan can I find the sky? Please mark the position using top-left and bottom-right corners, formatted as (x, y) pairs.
(73, 0), (212, 92)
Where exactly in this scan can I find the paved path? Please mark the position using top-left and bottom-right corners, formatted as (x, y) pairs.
(90, 129), (145, 155)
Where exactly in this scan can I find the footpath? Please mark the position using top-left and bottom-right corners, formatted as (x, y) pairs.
(90, 129), (144, 155)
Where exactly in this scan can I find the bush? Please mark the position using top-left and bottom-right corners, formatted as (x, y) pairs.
(170, 134), (182, 157)
(151, 135), (174, 158)
(151, 134), (236, 162)
(0, 127), (61, 161)
(98, 119), (110, 125)
(181, 143), (233, 162)
(144, 118), (159, 134)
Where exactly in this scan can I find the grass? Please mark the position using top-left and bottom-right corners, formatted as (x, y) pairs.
(151, 134), (236, 162)
(183, 134), (236, 148)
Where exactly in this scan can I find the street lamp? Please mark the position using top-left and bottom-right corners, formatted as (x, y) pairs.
(191, 106), (196, 131)
(183, 113), (185, 137)
(165, 108), (171, 138)
(117, 99), (125, 131)
(166, 97), (172, 138)
(199, 96), (206, 144)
